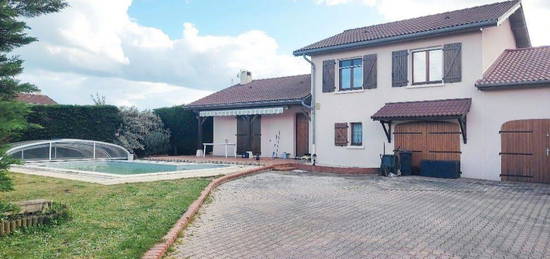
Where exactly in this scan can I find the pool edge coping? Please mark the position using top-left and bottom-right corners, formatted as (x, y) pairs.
(141, 163), (291, 259)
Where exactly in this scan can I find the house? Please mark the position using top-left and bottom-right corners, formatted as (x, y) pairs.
(16, 93), (57, 105)
(293, 0), (550, 183)
(187, 71), (311, 158)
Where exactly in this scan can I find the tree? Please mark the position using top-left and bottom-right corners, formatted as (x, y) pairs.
(91, 92), (107, 105)
(0, 0), (68, 213)
(115, 106), (171, 156)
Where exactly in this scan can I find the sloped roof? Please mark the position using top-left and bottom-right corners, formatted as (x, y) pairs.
(187, 74), (311, 109)
(294, 0), (526, 55)
(371, 98), (472, 121)
(476, 46), (550, 90)
(16, 93), (57, 105)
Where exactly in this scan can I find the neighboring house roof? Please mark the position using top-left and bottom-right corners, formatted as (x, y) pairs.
(476, 46), (550, 90)
(371, 98), (472, 121)
(294, 0), (530, 56)
(187, 74), (311, 110)
(16, 93), (57, 105)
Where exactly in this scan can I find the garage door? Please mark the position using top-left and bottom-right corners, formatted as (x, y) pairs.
(394, 121), (461, 170)
(500, 119), (550, 184)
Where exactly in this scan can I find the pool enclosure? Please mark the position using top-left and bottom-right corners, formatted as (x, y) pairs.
(6, 139), (133, 161)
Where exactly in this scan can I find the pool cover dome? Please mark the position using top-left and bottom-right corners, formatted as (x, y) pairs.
(6, 139), (132, 161)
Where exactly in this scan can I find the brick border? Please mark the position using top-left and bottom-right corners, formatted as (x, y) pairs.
(141, 164), (283, 259)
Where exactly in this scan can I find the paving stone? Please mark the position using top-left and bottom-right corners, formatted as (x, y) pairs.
(167, 172), (550, 259)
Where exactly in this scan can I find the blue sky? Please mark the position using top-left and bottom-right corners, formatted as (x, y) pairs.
(15, 0), (550, 109)
(128, 0), (382, 55)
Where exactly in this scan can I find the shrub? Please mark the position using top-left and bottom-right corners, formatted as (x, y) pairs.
(154, 106), (213, 155)
(115, 106), (171, 156)
(141, 131), (171, 157)
(18, 105), (122, 143)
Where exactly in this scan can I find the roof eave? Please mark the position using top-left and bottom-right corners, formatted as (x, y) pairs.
(293, 20), (496, 56)
(371, 115), (466, 121)
(185, 96), (310, 111)
(476, 80), (550, 90)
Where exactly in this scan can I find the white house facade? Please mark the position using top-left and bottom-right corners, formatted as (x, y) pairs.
(293, 0), (550, 183)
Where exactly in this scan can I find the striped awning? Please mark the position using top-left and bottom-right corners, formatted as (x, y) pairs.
(199, 107), (285, 117)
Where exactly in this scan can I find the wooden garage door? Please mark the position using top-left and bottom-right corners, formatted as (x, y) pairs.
(394, 122), (461, 169)
(500, 119), (550, 184)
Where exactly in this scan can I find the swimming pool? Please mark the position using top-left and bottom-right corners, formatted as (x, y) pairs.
(11, 160), (252, 185)
(32, 160), (228, 175)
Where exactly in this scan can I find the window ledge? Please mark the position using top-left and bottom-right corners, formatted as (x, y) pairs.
(346, 145), (365, 150)
(335, 89), (364, 94)
(406, 83), (445, 89)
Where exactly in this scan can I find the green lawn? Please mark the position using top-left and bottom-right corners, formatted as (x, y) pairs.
(0, 173), (211, 259)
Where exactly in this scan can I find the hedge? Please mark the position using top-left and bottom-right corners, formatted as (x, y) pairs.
(18, 105), (122, 143)
(154, 106), (212, 156)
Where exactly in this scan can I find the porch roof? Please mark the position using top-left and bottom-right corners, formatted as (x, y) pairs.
(371, 98), (472, 121)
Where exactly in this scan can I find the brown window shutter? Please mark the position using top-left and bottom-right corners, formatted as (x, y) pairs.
(363, 54), (377, 89)
(322, 60), (336, 93)
(392, 50), (408, 87)
(334, 123), (348, 146)
(443, 43), (462, 83)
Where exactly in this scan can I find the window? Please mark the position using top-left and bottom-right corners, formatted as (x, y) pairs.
(350, 123), (363, 146)
(339, 58), (363, 90)
(412, 48), (443, 85)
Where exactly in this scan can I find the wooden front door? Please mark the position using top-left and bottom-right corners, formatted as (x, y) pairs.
(500, 119), (550, 183)
(394, 121), (461, 170)
(295, 113), (309, 157)
(236, 115), (261, 155)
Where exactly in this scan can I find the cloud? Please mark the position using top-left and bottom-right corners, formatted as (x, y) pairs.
(15, 0), (308, 109)
(314, 0), (550, 46)
(20, 69), (212, 110)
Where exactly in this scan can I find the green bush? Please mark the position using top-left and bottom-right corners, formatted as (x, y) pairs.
(154, 106), (212, 155)
(18, 105), (122, 143)
(141, 130), (171, 157)
(115, 106), (171, 156)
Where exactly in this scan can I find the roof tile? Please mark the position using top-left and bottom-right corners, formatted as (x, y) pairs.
(372, 98), (472, 120)
(16, 93), (57, 105)
(187, 74), (310, 108)
(476, 46), (550, 88)
(294, 1), (518, 54)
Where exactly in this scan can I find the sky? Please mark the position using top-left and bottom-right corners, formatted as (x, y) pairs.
(15, 0), (550, 109)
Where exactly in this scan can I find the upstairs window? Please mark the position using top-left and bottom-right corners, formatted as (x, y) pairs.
(339, 58), (363, 90)
(412, 48), (443, 85)
(350, 123), (363, 146)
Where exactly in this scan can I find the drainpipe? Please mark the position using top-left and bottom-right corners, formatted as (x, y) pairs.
(302, 55), (317, 166)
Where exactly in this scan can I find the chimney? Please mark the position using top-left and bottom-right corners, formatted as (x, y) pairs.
(239, 70), (253, 84)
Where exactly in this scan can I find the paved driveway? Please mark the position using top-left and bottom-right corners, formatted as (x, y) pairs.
(168, 171), (550, 258)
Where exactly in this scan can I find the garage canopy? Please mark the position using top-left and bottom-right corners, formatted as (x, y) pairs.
(371, 98), (471, 143)
(199, 106), (285, 117)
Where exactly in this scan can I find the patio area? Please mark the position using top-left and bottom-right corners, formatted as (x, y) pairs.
(167, 171), (550, 258)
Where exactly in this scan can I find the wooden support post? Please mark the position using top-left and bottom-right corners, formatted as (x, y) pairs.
(458, 116), (467, 144)
(380, 121), (392, 143)
(195, 113), (206, 150)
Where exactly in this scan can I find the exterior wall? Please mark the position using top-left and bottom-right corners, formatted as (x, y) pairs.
(481, 19), (516, 72)
(310, 22), (550, 181)
(211, 105), (306, 158)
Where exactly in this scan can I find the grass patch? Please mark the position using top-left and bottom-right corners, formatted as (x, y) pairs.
(0, 173), (210, 259)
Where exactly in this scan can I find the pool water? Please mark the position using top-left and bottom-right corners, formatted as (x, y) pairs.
(33, 160), (227, 175)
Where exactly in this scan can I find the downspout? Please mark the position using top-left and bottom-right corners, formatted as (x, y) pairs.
(302, 55), (317, 166)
